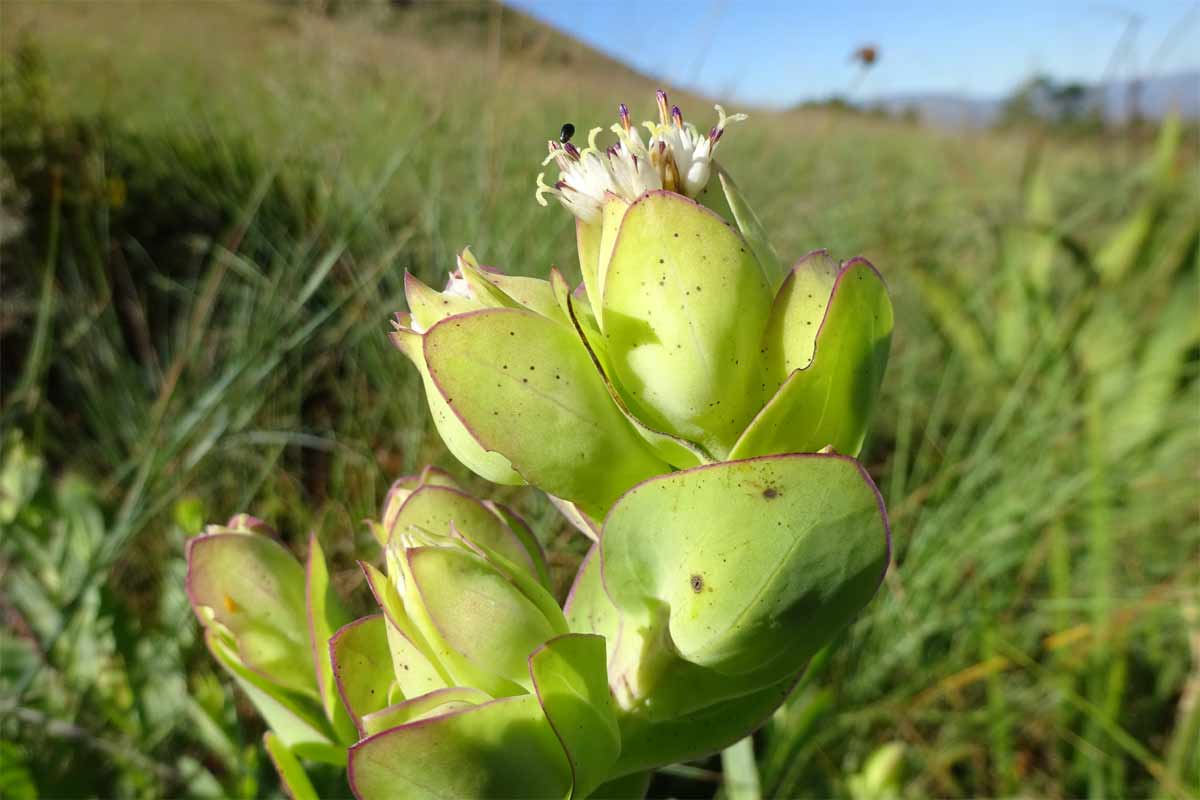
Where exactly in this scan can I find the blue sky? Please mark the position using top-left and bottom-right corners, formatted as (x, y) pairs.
(507, 0), (1200, 107)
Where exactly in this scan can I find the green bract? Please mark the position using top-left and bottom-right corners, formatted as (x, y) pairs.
(191, 92), (896, 799)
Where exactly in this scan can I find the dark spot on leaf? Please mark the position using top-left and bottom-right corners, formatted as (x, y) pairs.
(690, 574), (704, 593)
(763, 487), (778, 499)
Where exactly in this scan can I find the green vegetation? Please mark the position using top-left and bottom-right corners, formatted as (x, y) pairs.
(2, 3), (1197, 798)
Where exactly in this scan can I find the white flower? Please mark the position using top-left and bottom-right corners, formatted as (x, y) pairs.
(535, 91), (747, 223)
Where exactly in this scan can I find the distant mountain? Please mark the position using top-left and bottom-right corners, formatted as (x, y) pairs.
(865, 70), (1198, 128)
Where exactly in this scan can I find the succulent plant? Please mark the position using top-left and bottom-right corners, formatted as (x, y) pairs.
(189, 91), (895, 799)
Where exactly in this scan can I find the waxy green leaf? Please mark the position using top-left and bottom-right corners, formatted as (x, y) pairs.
(330, 615), (394, 735)
(556, 275), (711, 469)
(187, 532), (315, 696)
(361, 687), (492, 737)
(600, 191), (772, 457)
(205, 630), (335, 754)
(306, 534), (357, 744)
(386, 484), (544, 584)
(348, 695), (572, 800)
(391, 316), (525, 486)
(263, 732), (320, 800)
(602, 454), (889, 678)
(731, 259), (892, 459)
(760, 250), (840, 385)
(422, 307), (669, 518)
(716, 166), (785, 290)
(401, 546), (564, 696)
(529, 634), (620, 799)
(360, 561), (450, 700)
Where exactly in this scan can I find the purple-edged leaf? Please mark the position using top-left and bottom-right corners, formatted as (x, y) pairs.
(460, 258), (564, 323)
(359, 561), (449, 699)
(186, 532), (315, 696)
(348, 696), (571, 800)
(391, 319), (525, 487)
(205, 630), (335, 754)
(400, 547), (562, 697)
(404, 272), (484, 331)
(306, 534), (356, 744)
(732, 258), (892, 459)
(330, 615), (394, 735)
(388, 484), (539, 581)
(602, 454), (889, 680)
(600, 191), (772, 457)
(529, 634), (620, 799)
(360, 686), (491, 737)
(422, 308), (669, 518)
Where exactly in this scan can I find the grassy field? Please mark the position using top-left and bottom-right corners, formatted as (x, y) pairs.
(2, 2), (1198, 798)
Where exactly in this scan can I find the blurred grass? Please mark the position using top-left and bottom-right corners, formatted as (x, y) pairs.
(1, 2), (1198, 798)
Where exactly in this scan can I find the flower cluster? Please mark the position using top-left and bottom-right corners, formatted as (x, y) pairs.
(535, 90), (746, 221)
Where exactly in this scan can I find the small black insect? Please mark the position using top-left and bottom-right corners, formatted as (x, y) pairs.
(558, 123), (576, 144)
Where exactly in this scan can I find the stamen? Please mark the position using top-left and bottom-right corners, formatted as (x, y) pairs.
(656, 90), (670, 125)
(584, 126), (604, 156)
(534, 171), (557, 206)
(671, 105), (683, 127)
(618, 103), (631, 132)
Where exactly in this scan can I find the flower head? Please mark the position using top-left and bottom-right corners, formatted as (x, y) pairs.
(536, 90), (746, 222)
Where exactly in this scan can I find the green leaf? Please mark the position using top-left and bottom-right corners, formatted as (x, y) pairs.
(361, 686), (492, 736)
(613, 677), (796, 776)
(391, 314), (525, 486)
(422, 307), (669, 518)
(387, 484), (544, 584)
(760, 250), (840, 385)
(404, 272), (485, 331)
(716, 166), (785, 290)
(562, 545), (619, 644)
(330, 615), (394, 735)
(464, 259), (565, 323)
(602, 454), (889, 678)
(359, 561), (450, 699)
(487, 502), (552, 588)
(600, 190), (772, 457)
(576, 217), (603, 313)
(205, 630), (336, 753)
(306, 534), (357, 744)
(556, 274), (711, 469)
(731, 259), (893, 459)
(187, 532), (316, 696)
(401, 546), (563, 696)
(348, 695), (572, 800)
(529, 634), (620, 799)
(263, 732), (320, 800)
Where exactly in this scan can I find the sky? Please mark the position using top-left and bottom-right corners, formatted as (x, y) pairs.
(506, 0), (1200, 108)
